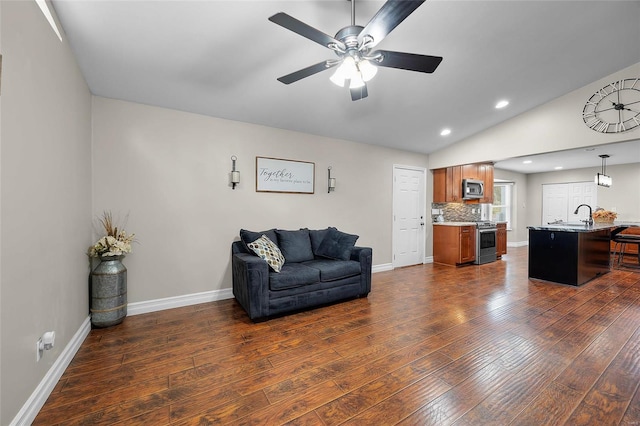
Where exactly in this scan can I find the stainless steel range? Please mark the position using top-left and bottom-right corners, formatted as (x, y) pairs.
(475, 221), (497, 264)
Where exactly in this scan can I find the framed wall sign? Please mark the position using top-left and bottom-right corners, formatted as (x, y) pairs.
(256, 157), (315, 194)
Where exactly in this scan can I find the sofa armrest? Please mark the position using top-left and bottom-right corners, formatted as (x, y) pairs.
(232, 252), (270, 320)
(351, 246), (372, 296)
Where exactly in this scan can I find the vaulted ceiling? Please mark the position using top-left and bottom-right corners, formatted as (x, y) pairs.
(51, 1), (640, 163)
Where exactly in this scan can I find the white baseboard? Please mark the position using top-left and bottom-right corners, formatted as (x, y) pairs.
(424, 256), (434, 264)
(508, 240), (529, 248)
(128, 261), (395, 316)
(11, 316), (91, 426)
(14, 261), (396, 424)
(372, 263), (393, 273)
(128, 288), (234, 316)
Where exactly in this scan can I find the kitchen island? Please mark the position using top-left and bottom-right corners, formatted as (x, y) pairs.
(527, 222), (615, 286)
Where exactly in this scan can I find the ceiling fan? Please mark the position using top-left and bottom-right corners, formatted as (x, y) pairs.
(269, 0), (443, 101)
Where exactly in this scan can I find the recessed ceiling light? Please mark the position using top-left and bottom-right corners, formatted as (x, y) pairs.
(440, 128), (451, 136)
(522, 160), (532, 164)
(495, 100), (509, 109)
(554, 166), (563, 170)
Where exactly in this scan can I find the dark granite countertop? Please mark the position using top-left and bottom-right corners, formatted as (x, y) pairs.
(528, 222), (640, 233)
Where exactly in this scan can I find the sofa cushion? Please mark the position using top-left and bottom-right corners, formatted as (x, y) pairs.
(276, 229), (314, 263)
(247, 235), (285, 273)
(270, 263), (320, 290)
(303, 259), (361, 282)
(308, 227), (337, 254)
(315, 228), (359, 261)
(240, 228), (278, 253)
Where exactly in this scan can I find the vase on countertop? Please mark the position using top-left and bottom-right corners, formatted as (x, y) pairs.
(90, 255), (127, 328)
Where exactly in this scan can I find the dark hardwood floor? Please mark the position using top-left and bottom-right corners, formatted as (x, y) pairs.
(35, 247), (640, 425)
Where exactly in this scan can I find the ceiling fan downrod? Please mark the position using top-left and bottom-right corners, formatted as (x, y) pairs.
(351, 0), (355, 26)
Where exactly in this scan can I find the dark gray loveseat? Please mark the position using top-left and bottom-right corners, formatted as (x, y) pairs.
(232, 227), (372, 322)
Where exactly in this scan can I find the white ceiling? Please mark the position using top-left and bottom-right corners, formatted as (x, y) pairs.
(494, 139), (640, 174)
(50, 1), (640, 161)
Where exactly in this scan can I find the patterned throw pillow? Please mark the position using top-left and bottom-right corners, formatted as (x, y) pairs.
(247, 235), (285, 273)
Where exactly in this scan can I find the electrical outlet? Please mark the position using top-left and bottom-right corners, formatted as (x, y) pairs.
(36, 338), (43, 362)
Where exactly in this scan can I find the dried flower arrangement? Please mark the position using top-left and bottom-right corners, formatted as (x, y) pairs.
(88, 211), (136, 258)
(592, 209), (617, 223)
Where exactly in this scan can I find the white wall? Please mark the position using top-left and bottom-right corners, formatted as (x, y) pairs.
(91, 97), (431, 303)
(429, 62), (640, 169)
(0, 2), (92, 424)
(526, 163), (640, 228)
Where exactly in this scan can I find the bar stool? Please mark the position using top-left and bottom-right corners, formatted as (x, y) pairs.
(611, 235), (640, 269)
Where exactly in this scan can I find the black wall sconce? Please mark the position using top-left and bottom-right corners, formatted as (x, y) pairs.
(230, 155), (240, 189)
(328, 166), (336, 193)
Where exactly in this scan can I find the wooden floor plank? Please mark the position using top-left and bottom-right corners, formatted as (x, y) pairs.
(33, 247), (640, 425)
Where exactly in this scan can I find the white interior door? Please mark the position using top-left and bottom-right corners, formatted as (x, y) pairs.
(542, 183), (569, 224)
(567, 182), (597, 222)
(393, 166), (425, 268)
(543, 182), (597, 224)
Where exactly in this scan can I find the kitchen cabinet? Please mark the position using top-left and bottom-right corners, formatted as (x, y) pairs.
(480, 164), (493, 204)
(528, 227), (610, 286)
(433, 224), (476, 266)
(432, 163), (493, 203)
(496, 222), (507, 257)
(433, 166), (462, 202)
(433, 168), (446, 203)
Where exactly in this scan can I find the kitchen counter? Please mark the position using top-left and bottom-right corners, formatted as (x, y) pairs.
(528, 222), (617, 232)
(528, 221), (640, 235)
(433, 222), (477, 226)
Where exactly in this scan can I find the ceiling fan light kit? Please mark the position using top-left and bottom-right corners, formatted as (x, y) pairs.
(269, 0), (443, 101)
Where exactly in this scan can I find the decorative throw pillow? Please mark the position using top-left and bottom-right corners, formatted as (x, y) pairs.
(240, 228), (277, 252)
(308, 227), (337, 254)
(247, 235), (285, 273)
(276, 229), (315, 263)
(315, 228), (359, 261)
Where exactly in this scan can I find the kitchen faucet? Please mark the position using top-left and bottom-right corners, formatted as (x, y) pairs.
(574, 204), (593, 226)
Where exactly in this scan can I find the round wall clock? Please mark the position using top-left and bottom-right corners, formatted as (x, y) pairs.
(582, 78), (640, 133)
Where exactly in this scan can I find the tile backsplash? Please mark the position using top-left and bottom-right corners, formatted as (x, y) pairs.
(432, 203), (491, 222)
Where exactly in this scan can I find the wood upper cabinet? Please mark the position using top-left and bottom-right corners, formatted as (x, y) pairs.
(496, 222), (507, 257)
(461, 164), (480, 180)
(480, 164), (494, 204)
(433, 225), (476, 266)
(433, 166), (462, 203)
(433, 168), (446, 203)
(432, 163), (493, 203)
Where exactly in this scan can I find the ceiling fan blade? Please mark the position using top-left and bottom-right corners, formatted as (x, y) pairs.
(374, 50), (442, 73)
(277, 61), (337, 85)
(350, 84), (368, 101)
(358, 0), (425, 48)
(269, 12), (346, 50)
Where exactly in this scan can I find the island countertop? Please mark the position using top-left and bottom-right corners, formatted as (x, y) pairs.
(528, 221), (640, 233)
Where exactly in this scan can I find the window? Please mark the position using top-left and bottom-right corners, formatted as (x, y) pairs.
(492, 182), (513, 229)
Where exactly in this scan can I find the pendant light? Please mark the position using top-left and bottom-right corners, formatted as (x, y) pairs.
(595, 154), (612, 187)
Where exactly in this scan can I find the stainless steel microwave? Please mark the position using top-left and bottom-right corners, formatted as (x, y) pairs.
(462, 179), (484, 199)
